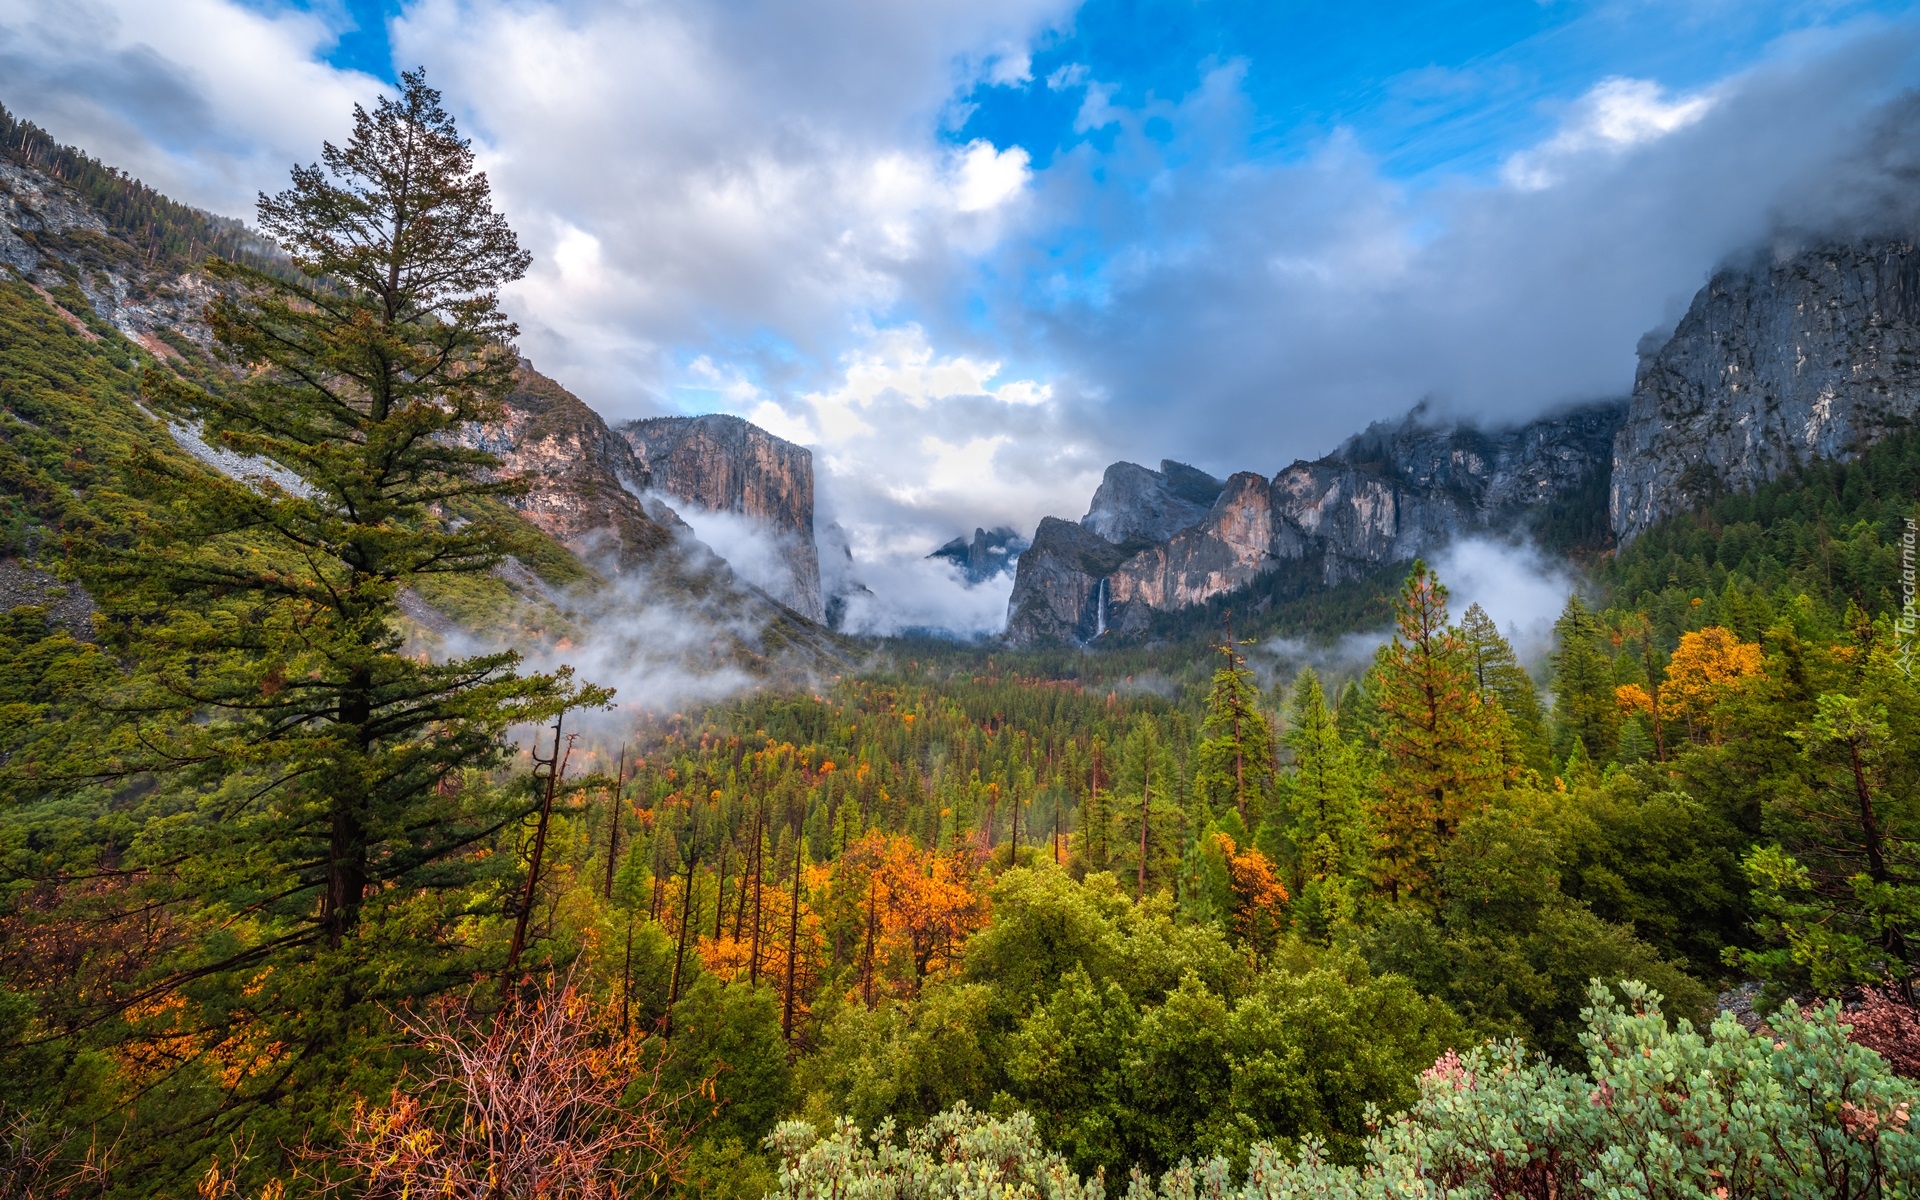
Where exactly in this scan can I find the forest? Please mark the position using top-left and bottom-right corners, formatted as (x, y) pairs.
(2, 73), (1919, 1200)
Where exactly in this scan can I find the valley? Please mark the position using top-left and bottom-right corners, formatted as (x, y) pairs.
(1, 73), (1918, 1200)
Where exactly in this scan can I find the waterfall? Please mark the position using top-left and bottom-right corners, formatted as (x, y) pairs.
(1094, 578), (1108, 639)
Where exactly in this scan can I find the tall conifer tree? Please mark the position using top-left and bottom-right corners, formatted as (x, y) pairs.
(1193, 625), (1276, 825)
(1278, 667), (1367, 877)
(1369, 562), (1509, 902)
(67, 72), (606, 1129)
(1550, 594), (1619, 763)
(1459, 602), (1549, 772)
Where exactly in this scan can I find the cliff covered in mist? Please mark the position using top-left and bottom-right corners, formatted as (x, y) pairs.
(1613, 239), (1920, 541)
(1006, 405), (1623, 645)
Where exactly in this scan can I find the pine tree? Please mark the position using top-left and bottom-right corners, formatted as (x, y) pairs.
(1277, 667), (1368, 885)
(1550, 594), (1619, 763)
(1369, 562), (1509, 902)
(1110, 715), (1182, 897)
(1459, 603), (1548, 771)
(1193, 623), (1277, 826)
(67, 71), (605, 1124)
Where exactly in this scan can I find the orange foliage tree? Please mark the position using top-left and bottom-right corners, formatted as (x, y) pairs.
(822, 831), (988, 1002)
(1663, 626), (1765, 743)
(1209, 832), (1290, 955)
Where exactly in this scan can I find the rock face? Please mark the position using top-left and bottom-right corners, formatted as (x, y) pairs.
(456, 367), (681, 570)
(1613, 240), (1920, 541)
(1005, 403), (1625, 644)
(928, 526), (1028, 584)
(619, 415), (824, 621)
(1082, 460), (1226, 543)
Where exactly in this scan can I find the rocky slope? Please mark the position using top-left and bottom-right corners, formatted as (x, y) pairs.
(1613, 240), (1920, 541)
(1006, 404), (1625, 644)
(456, 365), (682, 571)
(619, 415), (824, 621)
(0, 124), (844, 673)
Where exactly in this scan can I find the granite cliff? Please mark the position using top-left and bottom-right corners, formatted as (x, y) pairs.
(620, 415), (825, 621)
(1005, 404), (1625, 645)
(458, 366), (682, 571)
(1613, 239), (1920, 541)
(929, 526), (1028, 584)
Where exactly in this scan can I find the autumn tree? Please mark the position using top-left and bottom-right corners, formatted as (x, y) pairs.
(1663, 625), (1765, 744)
(1369, 562), (1509, 903)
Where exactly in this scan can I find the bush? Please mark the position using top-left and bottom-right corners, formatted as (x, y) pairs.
(772, 981), (1920, 1200)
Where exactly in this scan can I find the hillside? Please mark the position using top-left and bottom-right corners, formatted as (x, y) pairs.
(0, 109), (846, 679)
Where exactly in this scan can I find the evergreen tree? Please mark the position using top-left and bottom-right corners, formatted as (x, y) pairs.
(1550, 594), (1619, 763)
(63, 71), (606, 1135)
(1738, 656), (1920, 1004)
(1192, 626), (1277, 826)
(1110, 715), (1182, 897)
(1369, 562), (1509, 903)
(1276, 667), (1368, 885)
(1458, 602), (1548, 771)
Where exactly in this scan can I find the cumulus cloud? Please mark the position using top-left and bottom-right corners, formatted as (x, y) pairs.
(0, 0), (379, 212)
(385, 0), (1072, 415)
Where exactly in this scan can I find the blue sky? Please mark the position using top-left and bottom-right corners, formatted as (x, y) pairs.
(316, 0), (1914, 180)
(7, 0), (1920, 631)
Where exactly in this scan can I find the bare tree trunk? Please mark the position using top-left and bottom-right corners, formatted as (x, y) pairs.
(603, 747), (627, 900)
(1137, 763), (1151, 901)
(783, 824), (803, 1041)
(862, 875), (877, 1006)
(666, 848), (697, 1035)
(750, 817), (765, 986)
(712, 839), (728, 942)
(507, 719), (566, 978)
(621, 913), (634, 1034)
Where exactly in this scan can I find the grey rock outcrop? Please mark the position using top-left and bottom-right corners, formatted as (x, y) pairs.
(1612, 240), (1920, 541)
(1004, 518), (1159, 644)
(620, 415), (824, 621)
(929, 526), (1028, 584)
(1005, 402), (1625, 644)
(1081, 460), (1225, 543)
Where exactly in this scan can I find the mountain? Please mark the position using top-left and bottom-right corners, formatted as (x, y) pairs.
(619, 414), (825, 621)
(1612, 239), (1920, 541)
(1006, 402), (1624, 644)
(0, 112), (842, 672)
(1009, 235), (1920, 646)
(928, 526), (1028, 584)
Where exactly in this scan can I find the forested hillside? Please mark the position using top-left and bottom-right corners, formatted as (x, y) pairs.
(2, 73), (1918, 1200)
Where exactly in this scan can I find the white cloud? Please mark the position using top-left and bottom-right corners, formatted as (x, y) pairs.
(8, 0), (1920, 644)
(1430, 538), (1577, 669)
(385, 0), (1069, 416)
(0, 0), (380, 214)
(1502, 76), (1718, 190)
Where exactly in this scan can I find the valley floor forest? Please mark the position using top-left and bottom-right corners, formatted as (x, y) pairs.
(3, 72), (1920, 1200)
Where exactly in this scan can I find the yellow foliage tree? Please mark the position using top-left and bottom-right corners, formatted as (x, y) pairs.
(1663, 626), (1765, 743)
